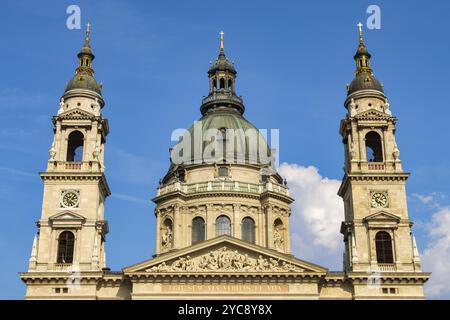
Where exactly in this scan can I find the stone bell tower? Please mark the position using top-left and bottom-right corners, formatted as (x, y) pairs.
(23, 24), (110, 282)
(338, 23), (422, 275)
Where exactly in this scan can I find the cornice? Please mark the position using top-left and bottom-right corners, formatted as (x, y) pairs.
(338, 173), (409, 197)
(40, 172), (111, 197)
(19, 271), (103, 284)
(153, 189), (293, 205)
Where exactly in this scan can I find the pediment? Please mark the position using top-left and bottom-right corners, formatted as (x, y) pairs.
(58, 108), (94, 120)
(49, 210), (86, 222)
(355, 108), (391, 120)
(124, 235), (327, 274)
(364, 211), (401, 223)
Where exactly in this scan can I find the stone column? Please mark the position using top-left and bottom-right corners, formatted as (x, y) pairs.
(233, 204), (240, 239)
(285, 209), (291, 254)
(155, 209), (161, 254)
(266, 205), (274, 250)
(206, 204), (214, 240)
(173, 204), (180, 249)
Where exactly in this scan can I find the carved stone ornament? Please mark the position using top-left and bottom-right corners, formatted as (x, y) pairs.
(147, 246), (304, 273)
(161, 224), (173, 249)
(49, 142), (56, 160)
(273, 226), (284, 249)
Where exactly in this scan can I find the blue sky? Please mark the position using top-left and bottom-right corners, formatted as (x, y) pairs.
(1, 0), (449, 299)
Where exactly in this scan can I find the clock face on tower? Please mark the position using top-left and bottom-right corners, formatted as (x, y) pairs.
(61, 191), (79, 208)
(371, 191), (388, 208)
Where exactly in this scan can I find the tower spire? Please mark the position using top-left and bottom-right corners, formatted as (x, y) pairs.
(85, 22), (91, 47)
(346, 22), (383, 96)
(64, 22), (102, 95)
(219, 31), (225, 53)
(76, 22), (95, 76)
(202, 32), (243, 115)
(354, 22), (372, 75)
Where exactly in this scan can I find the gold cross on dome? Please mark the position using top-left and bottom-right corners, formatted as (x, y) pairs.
(357, 22), (363, 36)
(86, 22), (91, 37)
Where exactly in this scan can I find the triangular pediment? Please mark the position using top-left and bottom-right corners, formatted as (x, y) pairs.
(364, 211), (401, 222)
(58, 108), (94, 120)
(355, 108), (392, 121)
(123, 235), (327, 274)
(49, 210), (86, 222)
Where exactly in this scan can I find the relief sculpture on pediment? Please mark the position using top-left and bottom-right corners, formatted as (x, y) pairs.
(148, 246), (304, 273)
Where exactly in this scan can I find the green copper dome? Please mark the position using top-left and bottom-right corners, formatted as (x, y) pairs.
(347, 72), (383, 95)
(169, 109), (272, 167)
(65, 73), (102, 94)
(168, 32), (272, 169)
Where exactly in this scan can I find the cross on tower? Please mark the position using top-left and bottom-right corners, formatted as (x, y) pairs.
(219, 31), (224, 50)
(357, 22), (363, 36)
(86, 22), (91, 37)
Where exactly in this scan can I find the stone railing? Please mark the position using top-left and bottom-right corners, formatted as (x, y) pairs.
(157, 180), (289, 197)
(47, 161), (103, 173)
(201, 91), (244, 105)
(54, 263), (73, 272)
(367, 163), (386, 170)
(376, 263), (397, 272)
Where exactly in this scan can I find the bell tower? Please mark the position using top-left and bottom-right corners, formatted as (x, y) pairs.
(26, 24), (110, 275)
(338, 23), (422, 274)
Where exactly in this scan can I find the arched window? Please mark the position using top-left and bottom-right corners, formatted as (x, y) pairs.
(216, 215), (231, 236)
(228, 79), (233, 91)
(219, 78), (225, 89)
(241, 217), (255, 243)
(192, 217), (205, 244)
(67, 131), (84, 162)
(365, 131), (383, 162)
(213, 78), (217, 91)
(57, 231), (75, 263)
(375, 231), (394, 263)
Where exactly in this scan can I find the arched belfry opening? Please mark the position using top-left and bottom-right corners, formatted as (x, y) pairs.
(375, 231), (394, 264)
(66, 131), (84, 162)
(57, 231), (75, 263)
(365, 131), (383, 162)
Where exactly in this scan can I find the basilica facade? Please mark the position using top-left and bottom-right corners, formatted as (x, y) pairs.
(19, 25), (430, 299)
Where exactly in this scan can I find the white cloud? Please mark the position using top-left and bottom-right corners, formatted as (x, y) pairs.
(421, 206), (450, 298)
(412, 193), (435, 205)
(0, 167), (35, 178)
(278, 163), (344, 269)
(111, 193), (150, 205)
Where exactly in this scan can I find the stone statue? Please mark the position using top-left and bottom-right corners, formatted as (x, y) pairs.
(49, 142), (56, 160)
(256, 255), (269, 271)
(161, 225), (173, 249)
(385, 99), (392, 116)
(348, 98), (357, 117)
(393, 144), (400, 161)
(93, 98), (100, 116)
(57, 98), (65, 115)
(348, 142), (355, 160)
(273, 227), (284, 249)
(92, 143), (100, 160)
